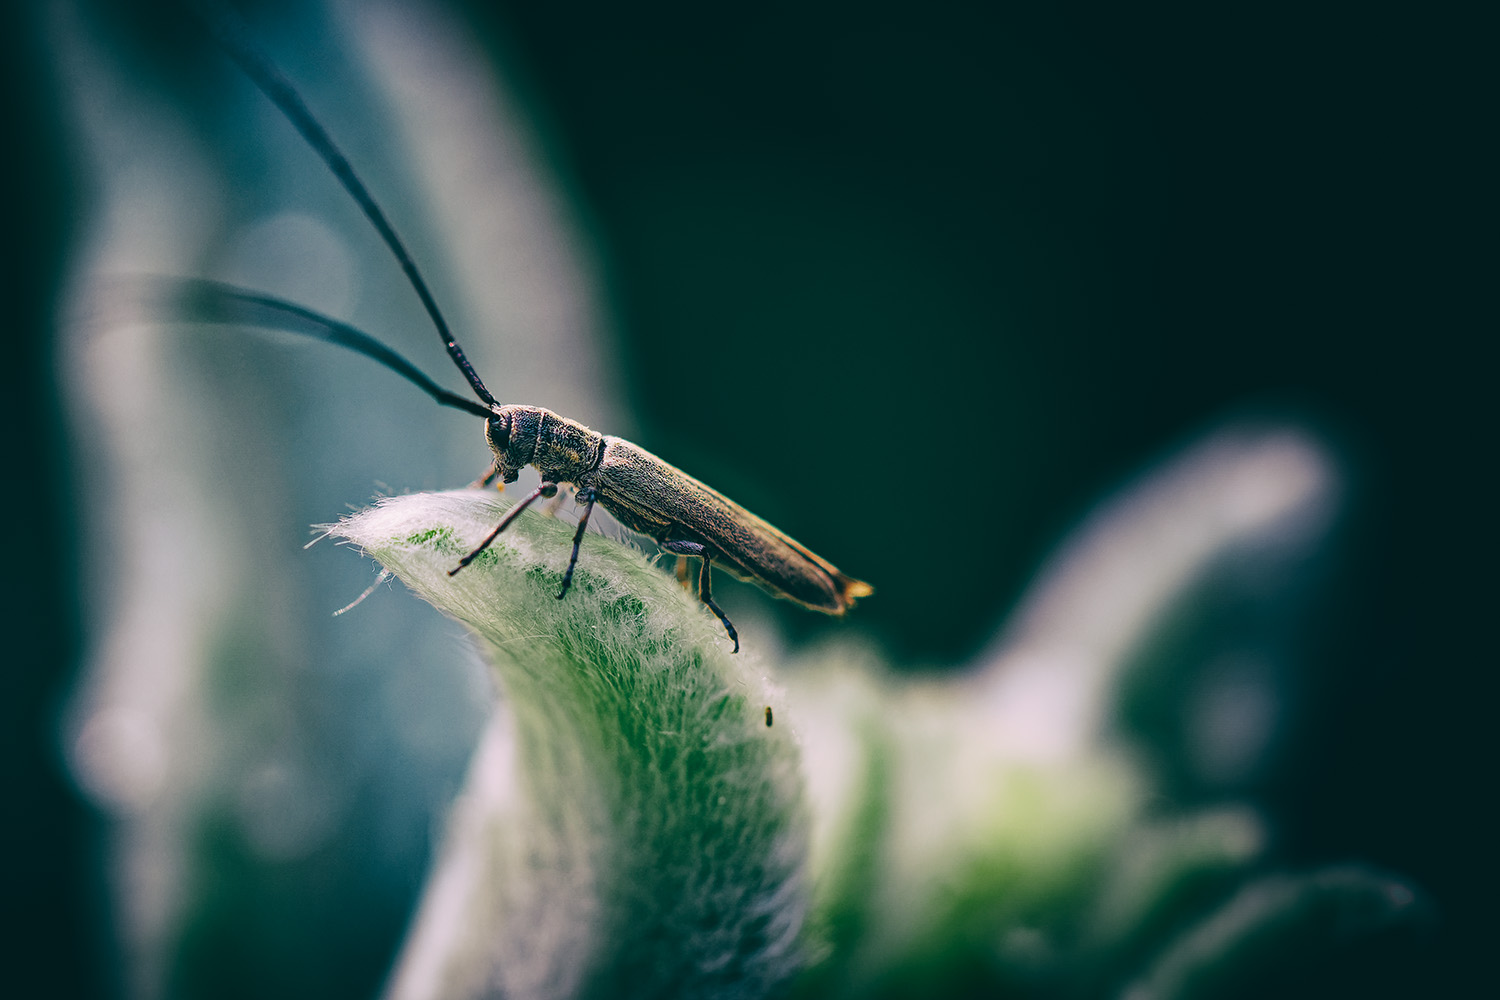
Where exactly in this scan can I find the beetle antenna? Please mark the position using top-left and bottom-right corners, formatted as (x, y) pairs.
(162, 278), (496, 419)
(197, 5), (500, 409)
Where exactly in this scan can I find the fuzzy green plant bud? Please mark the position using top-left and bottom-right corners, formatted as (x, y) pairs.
(333, 490), (807, 1000)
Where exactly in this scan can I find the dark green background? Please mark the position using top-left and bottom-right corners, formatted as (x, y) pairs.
(3, 1), (1490, 996)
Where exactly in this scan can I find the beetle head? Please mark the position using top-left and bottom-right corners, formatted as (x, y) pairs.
(483, 405), (539, 484)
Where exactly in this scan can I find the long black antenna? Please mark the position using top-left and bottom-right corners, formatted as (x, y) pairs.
(197, 6), (501, 410)
(166, 278), (495, 419)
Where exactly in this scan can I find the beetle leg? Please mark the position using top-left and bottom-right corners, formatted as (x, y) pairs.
(471, 462), (503, 489)
(542, 483), (572, 516)
(675, 556), (692, 588)
(696, 554), (740, 654)
(450, 481), (558, 576)
(659, 539), (739, 653)
(557, 487), (598, 599)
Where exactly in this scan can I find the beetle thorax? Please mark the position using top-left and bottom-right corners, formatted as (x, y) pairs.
(484, 405), (603, 485)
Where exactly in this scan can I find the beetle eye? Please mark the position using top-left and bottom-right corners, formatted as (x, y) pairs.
(485, 413), (511, 451)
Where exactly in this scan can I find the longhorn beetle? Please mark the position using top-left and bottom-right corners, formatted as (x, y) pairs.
(182, 12), (872, 652)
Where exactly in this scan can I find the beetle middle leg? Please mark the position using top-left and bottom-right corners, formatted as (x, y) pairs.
(659, 540), (739, 653)
(556, 487), (597, 599)
(450, 481), (558, 576)
(542, 483), (572, 517)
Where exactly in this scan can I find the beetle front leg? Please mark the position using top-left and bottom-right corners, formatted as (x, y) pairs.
(659, 539), (739, 653)
(556, 487), (598, 599)
(451, 481), (558, 576)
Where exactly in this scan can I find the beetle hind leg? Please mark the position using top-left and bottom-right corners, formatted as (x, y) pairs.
(659, 539), (739, 653)
(698, 557), (739, 654)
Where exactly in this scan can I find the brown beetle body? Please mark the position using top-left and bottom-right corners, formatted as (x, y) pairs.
(483, 405), (872, 619)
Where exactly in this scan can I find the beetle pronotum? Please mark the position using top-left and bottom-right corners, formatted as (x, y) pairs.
(181, 12), (871, 652)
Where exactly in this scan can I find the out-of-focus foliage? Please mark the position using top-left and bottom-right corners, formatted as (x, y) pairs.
(326, 424), (1421, 999)
(9, 0), (1483, 998)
